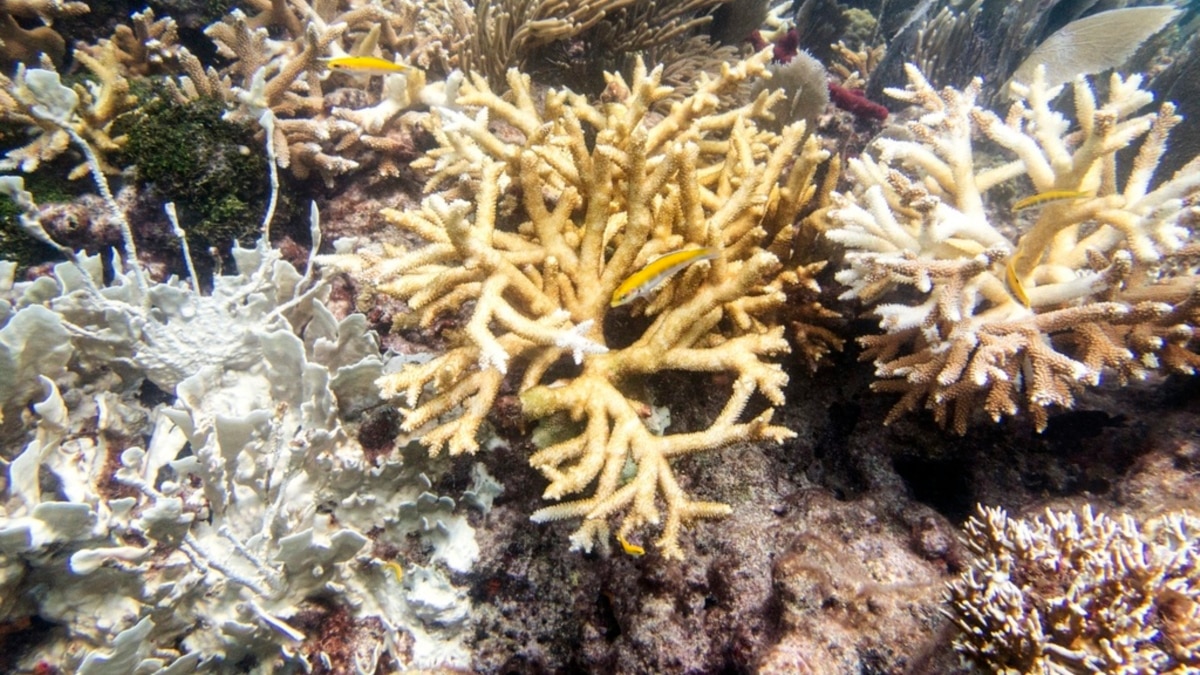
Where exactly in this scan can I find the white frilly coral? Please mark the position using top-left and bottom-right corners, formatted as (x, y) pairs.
(0, 176), (481, 671)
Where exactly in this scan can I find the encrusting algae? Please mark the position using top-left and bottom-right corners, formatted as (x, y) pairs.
(318, 48), (835, 559)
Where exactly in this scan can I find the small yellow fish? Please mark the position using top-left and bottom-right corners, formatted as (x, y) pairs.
(1006, 260), (1031, 308)
(323, 55), (409, 76)
(1011, 189), (1091, 212)
(616, 534), (645, 557)
(381, 560), (404, 582)
(610, 247), (718, 307)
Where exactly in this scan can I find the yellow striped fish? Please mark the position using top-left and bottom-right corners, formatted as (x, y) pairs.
(1011, 189), (1091, 212)
(323, 55), (409, 76)
(1006, 260), (1031, 308)
(610, 247), (718, 307)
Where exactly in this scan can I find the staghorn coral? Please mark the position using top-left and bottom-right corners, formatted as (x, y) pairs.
(189, 0), (468, 184)
(0, 0), (87, 67)
(947, 505), (1200, 674)
(825, 64), (1200, 432)
(830, 40), (884, 91)
(318, 49), (834, 558)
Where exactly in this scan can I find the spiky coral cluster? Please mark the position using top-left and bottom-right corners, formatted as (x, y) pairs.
(319, 49), (833, 558)
(0, 53), (135, 178)
(825, 64), (1200, 432)
(947, 506), (1200, 674)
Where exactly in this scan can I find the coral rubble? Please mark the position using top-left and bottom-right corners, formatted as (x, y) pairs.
(319, 49), (835, 558)
(948, 505), (1200, 674)
(826, 64), (1200, 432)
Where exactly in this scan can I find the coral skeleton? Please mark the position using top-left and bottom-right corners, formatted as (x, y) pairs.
(947, 505), (1200, 674)
(826, 64), (1200, 432)
(319, 49), (833, 558)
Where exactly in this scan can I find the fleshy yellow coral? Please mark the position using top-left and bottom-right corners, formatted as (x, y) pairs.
(947, 505), (1200, 674)
(825, 64), (1200, 432)
(320, 49), (832, 558)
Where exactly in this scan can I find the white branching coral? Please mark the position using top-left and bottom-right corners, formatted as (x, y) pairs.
(319, 49), (833, 558)
(947, 505), (1200, 674)
(826, 64), (1200, 432)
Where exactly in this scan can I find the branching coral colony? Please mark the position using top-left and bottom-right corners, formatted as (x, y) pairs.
(319, 49), (834, 558)
(825, 64), (1200, 432)
(947, 506), (1200, 673)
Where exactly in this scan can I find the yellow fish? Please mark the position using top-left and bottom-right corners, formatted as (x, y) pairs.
(617, 534), (646, 557)
(323, 55), (409, 76)
(381, 560), (404, 582)
(1006, 259), (1031, 308)
(610, 247), (718, 307)
(1011, 189), (1091, 212)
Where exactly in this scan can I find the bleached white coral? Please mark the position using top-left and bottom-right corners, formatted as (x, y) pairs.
(0, 173), (481, 670)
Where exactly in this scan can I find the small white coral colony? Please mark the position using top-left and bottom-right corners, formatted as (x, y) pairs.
(826, 63), (1200, 432)
(947, 506), (1200, 673)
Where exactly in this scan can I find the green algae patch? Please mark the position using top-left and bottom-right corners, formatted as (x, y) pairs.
(125, 96), (268, 248)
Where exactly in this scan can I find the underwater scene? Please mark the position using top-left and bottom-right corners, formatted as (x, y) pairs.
(2, 0), (1200, 672)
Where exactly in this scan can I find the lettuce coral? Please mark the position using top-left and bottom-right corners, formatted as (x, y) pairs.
(318, 49), (835, 558)
(825, 64), (1200, 432)
(0, 93), (481, 667)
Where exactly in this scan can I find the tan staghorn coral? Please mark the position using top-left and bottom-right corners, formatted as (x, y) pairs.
(152, 0), (466, 184)
(319, 49), (833, 558)
(947, 505), (1200, 674)
(0, 0), (87, 67)
(825, 64), (1200, 432)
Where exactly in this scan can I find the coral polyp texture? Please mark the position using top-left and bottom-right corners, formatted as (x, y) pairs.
(319, 49), (834, 558)
(826, 64), (1200, 432)
(947, 505), (1200, 674)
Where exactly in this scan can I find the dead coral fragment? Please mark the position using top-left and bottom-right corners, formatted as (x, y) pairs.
(826, 65), (1200, 432)
(321, 49), (832, 558)
(948, 505), (1200, 674)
